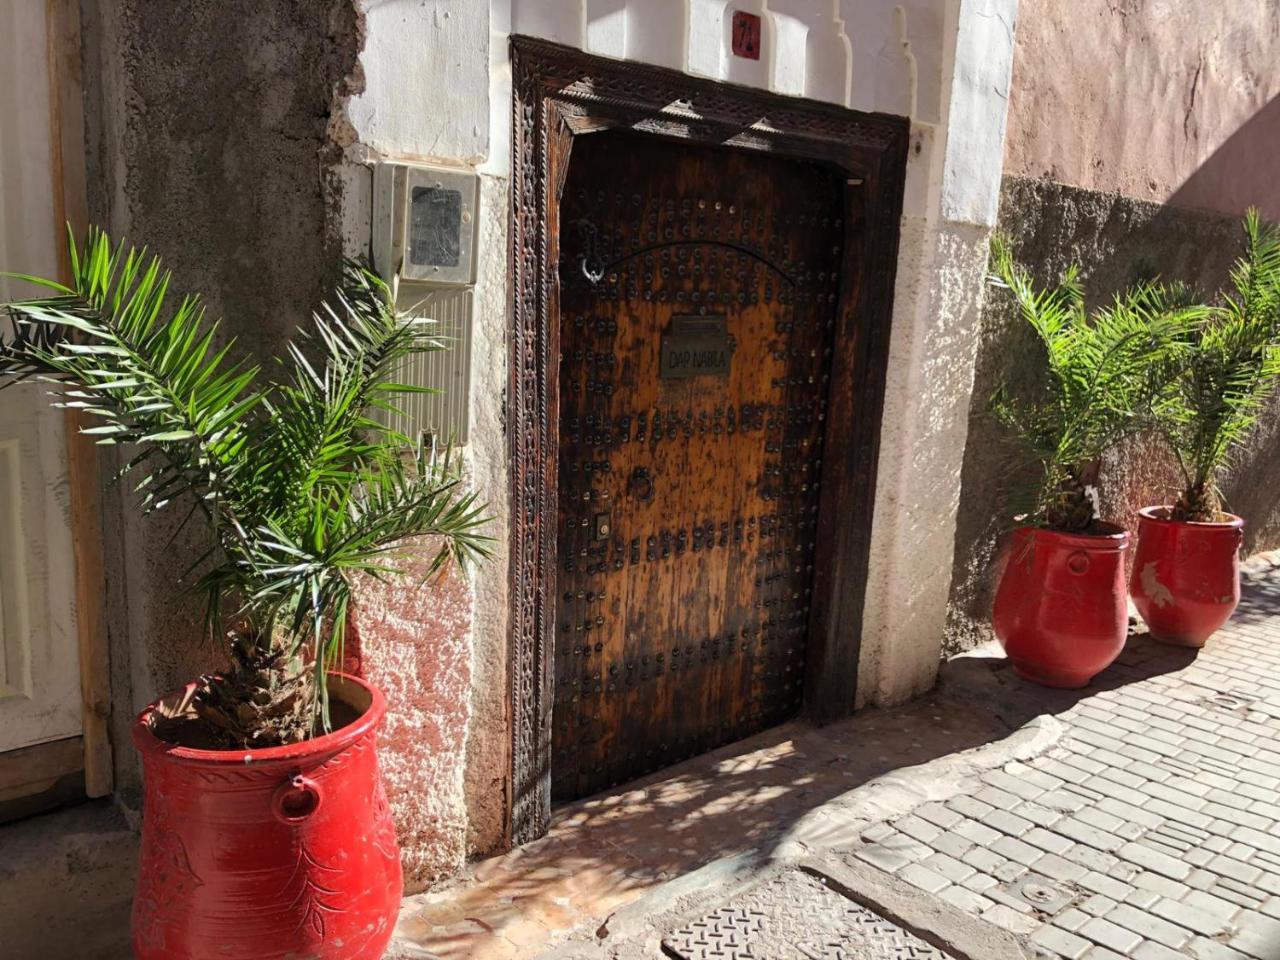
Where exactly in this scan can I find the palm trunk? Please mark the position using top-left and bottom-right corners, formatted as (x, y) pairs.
(1045, 460), (1102, 533)
(1172, 481), (1219, 523)
(191, 636), (314, 748)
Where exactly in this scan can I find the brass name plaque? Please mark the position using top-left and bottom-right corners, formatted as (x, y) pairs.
(660, 316), (732, 379)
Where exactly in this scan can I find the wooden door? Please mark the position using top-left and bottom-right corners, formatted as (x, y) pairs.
(552, 131), (846, 800)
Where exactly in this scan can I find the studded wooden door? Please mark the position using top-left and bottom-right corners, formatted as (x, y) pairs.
(552, 131), (846, 801)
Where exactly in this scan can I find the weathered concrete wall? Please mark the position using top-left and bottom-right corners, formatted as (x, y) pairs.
(1004, 0), (1280, 220)
(946, 176), (1280, 651)
(79, 0), (364, 798)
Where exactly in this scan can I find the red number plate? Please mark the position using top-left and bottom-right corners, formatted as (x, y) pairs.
(731, 11), (761, 60)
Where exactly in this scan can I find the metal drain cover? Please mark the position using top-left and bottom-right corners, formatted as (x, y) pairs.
(662, 870), (952, 960)
(1007, 873), (1074, 913)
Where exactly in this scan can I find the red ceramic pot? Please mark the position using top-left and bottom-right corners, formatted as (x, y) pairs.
(1131, 506), (1244, 648)
(992, 524), (1130, 688)
(131, 673), (402, 960)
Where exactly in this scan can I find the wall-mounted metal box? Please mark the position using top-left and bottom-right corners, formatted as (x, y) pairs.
(373, 162), (478, 286)
(372, 162), (479, 445)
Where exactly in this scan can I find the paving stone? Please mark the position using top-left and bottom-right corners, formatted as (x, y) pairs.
(1150, 896), (1232, 937)
(1031, 923), (1091, 959)
(1205, 878), (1264, 910)
(975, 786), (1022, 810)
(981, 903), (1039, 935)
(1102, 902), (1191, 949)
(1133, 871), (1185, 898)
(1078, 917), (1142, 955)
(1006, 761), (1065, 792)
(938, 883), (994, 916)
(1125, 888), (1160, 910)
(1205, 853), (1263, 884)
(954, 818), (1001, 846)
(853, 841), (918, 873)
(1187, 868), (1217, 890)
(1079, 947), (1127, 960)
(991, 835), (1043, 867)
(1040, 789), (1092, 814)
(1062, 843), (1119, 873)
(1133, 941), (1192, 960)
(1185, 936), (1252, 960)
(898, 862), (950, 894)
(920, 852), (974, 884)
(1180, 889), (1242, 925)
(983, 809), (1035, 838)
(1025, 827), (1074, 856)
(930, 831), (973, 860)
(1079, 894), (1118, 917)
(1106, 860), (1139, 883)
(1074, 807), (1126, 833)
(915, 801), (963, 831)
(1119, 841), (1192, 880)
(946, 795), (995, 820)
(1035, 852), (1088, 883)
(1057, 819), (1125, 853)
(1144, 797), (1214, 830)
(1053, 908), (1091, 933)
(983, 769), (1049, 802)
(960, 871), (998, 894)
(960, 845), (1005, 874)
(896, 814), (942, 844)
(1077, 871), (1129, 901)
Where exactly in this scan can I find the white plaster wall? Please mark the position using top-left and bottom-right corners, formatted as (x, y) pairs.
(347, 0), (1018, 863)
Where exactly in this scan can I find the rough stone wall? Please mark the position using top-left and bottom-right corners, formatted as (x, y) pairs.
(79, 0), (364, 796)
(946, 176), (1280, 651)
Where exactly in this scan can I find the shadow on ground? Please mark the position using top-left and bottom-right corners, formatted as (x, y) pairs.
(397, 607), (1210, 957)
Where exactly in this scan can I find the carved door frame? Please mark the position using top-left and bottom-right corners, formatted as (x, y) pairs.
(508, 36), (909, 844)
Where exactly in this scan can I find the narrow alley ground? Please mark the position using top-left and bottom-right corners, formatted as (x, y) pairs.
(390, 552), (1280, 960)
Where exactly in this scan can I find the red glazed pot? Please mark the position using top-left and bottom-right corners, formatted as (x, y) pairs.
(1131, 506), (1244, 648)
(992, 524), (1130, 688)
(131, 673), (402, 960)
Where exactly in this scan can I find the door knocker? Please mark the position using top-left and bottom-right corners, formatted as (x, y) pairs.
(574, 219), (606, 285)
(628, 467), (654, 503)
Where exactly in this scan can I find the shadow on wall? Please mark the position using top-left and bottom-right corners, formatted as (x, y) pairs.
(1168, 95), (1280, 223)
(945, 174), (1280, 653)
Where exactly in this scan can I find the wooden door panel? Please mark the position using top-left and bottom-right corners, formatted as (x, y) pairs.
(553, 131), (845, 800)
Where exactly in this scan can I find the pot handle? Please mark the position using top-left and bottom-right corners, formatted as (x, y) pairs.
(1067, 551), (1090, 575)
(272, 775), (322, 823)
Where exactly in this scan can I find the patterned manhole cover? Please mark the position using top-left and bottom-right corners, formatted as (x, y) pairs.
(661, 869), (953, 960)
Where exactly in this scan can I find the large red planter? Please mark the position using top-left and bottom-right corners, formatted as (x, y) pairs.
(1131, 506), (1244, 648)
(131, 673), (402, 960)
(992, 524), (1130, 688)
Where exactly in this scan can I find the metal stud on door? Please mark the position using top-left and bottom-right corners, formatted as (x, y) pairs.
(552, 132), (844, 800)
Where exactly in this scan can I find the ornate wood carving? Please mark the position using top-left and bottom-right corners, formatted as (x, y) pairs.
(508, 36), (909, 844)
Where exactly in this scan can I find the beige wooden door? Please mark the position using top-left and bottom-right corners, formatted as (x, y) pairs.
(0, 0), (83, 754)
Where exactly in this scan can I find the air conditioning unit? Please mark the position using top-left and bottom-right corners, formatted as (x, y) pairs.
(371, 162), (479, 445)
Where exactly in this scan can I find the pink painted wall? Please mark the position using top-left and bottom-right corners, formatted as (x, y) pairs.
(1004, 0), (1280, 219)
(352, 544), (474, 893)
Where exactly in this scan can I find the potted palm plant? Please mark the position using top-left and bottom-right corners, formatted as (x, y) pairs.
(0, 229), (490, 960)
(986, 238), (1200, 688)
(1133, 210), (1280, 648)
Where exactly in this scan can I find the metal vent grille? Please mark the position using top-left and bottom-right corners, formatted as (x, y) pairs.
(376, 287), (472, 445)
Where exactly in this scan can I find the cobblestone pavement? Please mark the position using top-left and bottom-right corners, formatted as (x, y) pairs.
(393, 553), (1280, 960)
(846, 555), (1280, 960)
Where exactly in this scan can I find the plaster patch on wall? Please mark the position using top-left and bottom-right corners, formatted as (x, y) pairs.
(858, 217), (993, 706)
(355, 548), (474, 891)
(462, 173), (513, 858)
